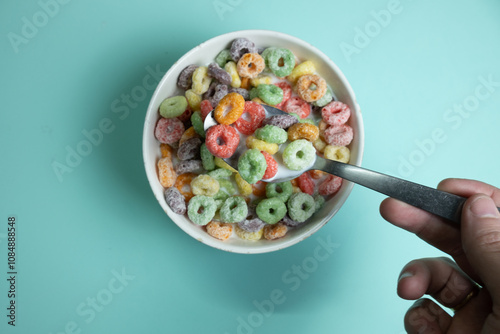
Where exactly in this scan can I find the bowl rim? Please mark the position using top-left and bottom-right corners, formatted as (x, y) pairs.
(143, 29), (364, 254)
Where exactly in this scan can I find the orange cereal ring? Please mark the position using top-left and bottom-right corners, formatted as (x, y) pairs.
(240, 77), (251, 90)
(287, 123), (319, 142)
(179, 127), (200, 146)
(214, 92), (245, 125)
(252, 181), (267, 197)
(157, 156), (177, 188)
(160, 143), (173, 158)
(236, 53), (265, 79)
(263, 222), (288, 240)
(174, 173), (196, 201)
(308, 170), (326, 179)
(206, 221), (233, 241)
(296, 74), (327, 102)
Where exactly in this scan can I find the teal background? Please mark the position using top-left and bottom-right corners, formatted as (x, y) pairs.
(1, 0), (500, 333)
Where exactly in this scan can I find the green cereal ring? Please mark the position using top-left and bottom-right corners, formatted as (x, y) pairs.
(217, 179), (236, 195)
(266, 48), (296, 78)
(191, 174), (219, 196)
(200, 143), (215, 171)
(256, 197), (287, 224)
(159, 96), (188, 118)
(187, 195), (217, 225)
(235, 225), (263, 241)
(249, 87), (259, 100)
(314, 85), (334, 107)
(266, 181), (293, 202)
(238, 149), (267, 184)
(314, 194), (325, 212)
(260, 47), (276, 68)
(299, 118), (316, 125)
(283, 139), (316, 171)
(254, 124), (288, 144)
(191, 111), (205, 138)
(287, 192), (315, 223)
(214, 199), (225, 210)
(208, 168), (233, 179)
(215, 49), (232, 68)
(257, 84), (283, 106)
(220, 196), (248, 223)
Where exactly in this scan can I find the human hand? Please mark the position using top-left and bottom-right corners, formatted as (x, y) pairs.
(380, 178), (500, 333)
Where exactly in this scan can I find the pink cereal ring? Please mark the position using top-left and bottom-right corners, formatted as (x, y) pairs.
(261, 151), (278, 180)
(205, 124), (240, 158)
(155, 117), (185, 144)
(323, 124), (353, 146)
(274, 82), (292, 110)
(297, 172), (314, 195)
(321, 101), (351, 126)
(235, 101), (266, 135)
(319, 175), (343, 196)
(283, 96), (311, 119)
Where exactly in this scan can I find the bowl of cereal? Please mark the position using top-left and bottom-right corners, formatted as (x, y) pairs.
(143, 30), (364, 254)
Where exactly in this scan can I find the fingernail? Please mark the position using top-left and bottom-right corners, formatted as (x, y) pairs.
(398, 271), (413, 282)
(469, 196), (500, 219)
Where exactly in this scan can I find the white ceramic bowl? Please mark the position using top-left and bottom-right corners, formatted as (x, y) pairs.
(143, 30), (364, 254)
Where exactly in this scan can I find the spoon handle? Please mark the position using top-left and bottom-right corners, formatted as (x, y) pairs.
(313, 156), (495, 224)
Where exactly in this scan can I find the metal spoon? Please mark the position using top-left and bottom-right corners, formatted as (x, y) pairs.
(204, 104), (497, 225)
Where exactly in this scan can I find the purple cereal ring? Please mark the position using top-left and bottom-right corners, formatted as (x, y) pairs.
(262, 114), (298, 130)
(208, 62), (232, 86)
(228, 87), (250, 100)
(202, 81), (218, 101)
(208, 84), (229, 108)
(177, 64), (198, 90)
(174, 160), (203, 174)
(230, 38), (258, 62)
(155, 118), (184, 144)
(177, 137), (202, 161)
(164, 187), (186, 215)
(238, 206), (265, 232)
(281, 214), (302, 227)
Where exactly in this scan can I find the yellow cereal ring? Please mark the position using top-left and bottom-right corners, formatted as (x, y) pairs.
(235, 173), (252, 196)
(185, 89), (202, 111)
(224, 61), (241, 88)
(214, 92), (245, 125)
(251, 97), (266, 105)
(296, 74), (327, 102)
(250, 75), (273, 87)
(263, 222), (288, 240)
(235, 224), (263, 241)
(191, 174), (220, 196)
(287, 60), (316, 84)
(179, 127), (200, 146)
(246, 136), (279, 154)
(313, 137), (327, 153)
(236, 53), (265, 79)
(214, 157), (237, 172)
(206, 221), (233, 241)
(240, 77), (251, 90)
(192, 66), (212, 95)
(287, 123), (319, 142)
(157, 156), (177, 188)
(324, 145), (351, 163)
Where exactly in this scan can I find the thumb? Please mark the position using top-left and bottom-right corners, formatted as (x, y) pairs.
(462, 194), (500, 300)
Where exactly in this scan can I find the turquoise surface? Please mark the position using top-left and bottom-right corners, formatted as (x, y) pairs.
(2, 0), (500, 333)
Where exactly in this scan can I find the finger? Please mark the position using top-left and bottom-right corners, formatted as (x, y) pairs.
(397, 257), (476, 308)
(404, 298), (451, 334)
(462, 194), (500, 303)
(438, 178), (500, 202)
(380, 198), (473, 275)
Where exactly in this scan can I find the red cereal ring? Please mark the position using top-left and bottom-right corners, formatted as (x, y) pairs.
(274, 82), (292, 110)
(319, 175), (343, 196)
(261, 151), (278, 180)
(200, 99), (213, 120)
(234, 101), (266, 135)
(321, 101), (351, 126)
(176, 105), (192, 124)
(155, 117), (185, 144)
(323, 124), (354, 147)
(283, 96), (311, 119)
(252, 181), (267, 197)
(297, 172), (314, 195)
(205, 124), (240, 158)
